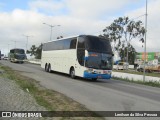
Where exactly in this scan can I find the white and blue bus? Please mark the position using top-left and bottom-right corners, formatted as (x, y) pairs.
(41, 35), (113, 80)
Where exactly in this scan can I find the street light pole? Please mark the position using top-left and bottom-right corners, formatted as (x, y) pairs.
(122, 40), (126, 62)
(8, 44), (10, 53)
(126, 41), (129, 63)
(50, 26), (53, 41)
(143, 0), (148, 82)
(22, 35), (33, 53)
(14, 41), (16, 48)
(43, 23), (60, 41)
(11, 40), (17, 48)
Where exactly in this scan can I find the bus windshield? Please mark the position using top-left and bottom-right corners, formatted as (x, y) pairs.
(77, 36), (113, 69)
(10, 49), (25, 54)
(15, 49), (25, 54)
(85, 52), (113, 70)
(85, 36), (112, 54)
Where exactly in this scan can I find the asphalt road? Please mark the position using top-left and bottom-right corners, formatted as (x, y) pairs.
(1, 61), (160, 115)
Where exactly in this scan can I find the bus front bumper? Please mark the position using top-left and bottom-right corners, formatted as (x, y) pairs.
(83, 71), (111, 79)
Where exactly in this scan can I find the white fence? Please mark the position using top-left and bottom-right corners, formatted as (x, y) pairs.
(28, 59), (41, 64)
(112, 72), (160, 83)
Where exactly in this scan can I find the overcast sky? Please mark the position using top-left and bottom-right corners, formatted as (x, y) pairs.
(0, 0), (160, 55)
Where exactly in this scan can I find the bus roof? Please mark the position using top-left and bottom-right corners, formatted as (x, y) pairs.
(10, 48), (25, 50)
(43, 35), (80, 44)
(43, 35), (101, 44)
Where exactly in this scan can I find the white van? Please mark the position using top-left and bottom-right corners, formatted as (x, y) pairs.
(116, 62), (129, 70)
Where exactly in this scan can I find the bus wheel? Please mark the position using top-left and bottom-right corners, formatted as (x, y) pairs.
(70, 68), (76, 79)
(48, 64), (52, 73)
(45, 64), (48, 72)
(92, 78), (97, 81)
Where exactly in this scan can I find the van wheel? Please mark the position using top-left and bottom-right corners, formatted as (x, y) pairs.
(70, 68), (76, 79)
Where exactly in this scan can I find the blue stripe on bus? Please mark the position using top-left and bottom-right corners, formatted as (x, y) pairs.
(83, 71), (111, 79)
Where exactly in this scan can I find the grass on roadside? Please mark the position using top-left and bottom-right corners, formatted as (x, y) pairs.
(0, 64), (104, 120)
(112, 76), (160, 88)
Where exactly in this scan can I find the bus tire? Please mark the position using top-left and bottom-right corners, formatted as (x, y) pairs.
(92, 78), (97, 81)
(45, 64), (48, 72)
(48, 64), (52, 73)
(70, 68), (76, 79)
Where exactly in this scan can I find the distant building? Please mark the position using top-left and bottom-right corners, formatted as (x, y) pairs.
(135, 52), (160, 65)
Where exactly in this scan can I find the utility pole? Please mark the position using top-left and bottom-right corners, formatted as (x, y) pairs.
(121, 40), (126, 62)
(23, 35), (33, 53)
(143, 0), (148, 82)
(11, 40), (17, 48)
(8, 44), (10, 53)
(43, 23), (60, 41)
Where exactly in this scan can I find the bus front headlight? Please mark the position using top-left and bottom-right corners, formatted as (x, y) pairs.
(86, 68), (93, 73)
(103, 70), (112, 75)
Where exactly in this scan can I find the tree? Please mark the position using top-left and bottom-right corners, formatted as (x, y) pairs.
(36, 44), (42, 59)
(27, 45), (37, 56)
(119, 44), (136, 64)
(102, 16), (145, 63)
(27, 44), (42, 59)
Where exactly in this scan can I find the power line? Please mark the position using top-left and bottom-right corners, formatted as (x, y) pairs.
(130, 14), (146, 21)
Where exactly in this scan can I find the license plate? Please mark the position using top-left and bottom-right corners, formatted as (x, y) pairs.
(103, 70), (108, 74)
(98, 76), (102, 78)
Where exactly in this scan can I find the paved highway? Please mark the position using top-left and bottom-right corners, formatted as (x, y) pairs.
(1, 60), (160, 118)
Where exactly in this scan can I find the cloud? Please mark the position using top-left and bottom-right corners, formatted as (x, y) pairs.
(125, 0), (160, 52)
(28, 0), (141, 19)
(28, 0), (65, 15)
(65, 0), (137, 19)
(0, 0), (160, 56)
(0, 9), (46, 51)
(0, 9), (107, 55)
